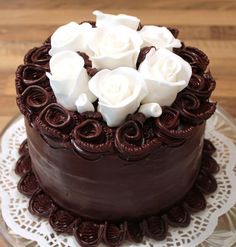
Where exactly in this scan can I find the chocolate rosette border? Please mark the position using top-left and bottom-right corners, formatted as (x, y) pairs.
(173, 92), (217, 125)
(154, 106), (195, 146)
(115, 114), (162, 160)
(24, 44), (51, 69)
(71, 119), (113, 160)
(35, 103), (75, 146)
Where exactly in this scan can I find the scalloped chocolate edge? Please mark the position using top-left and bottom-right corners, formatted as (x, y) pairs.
(16, 139), (219, 247)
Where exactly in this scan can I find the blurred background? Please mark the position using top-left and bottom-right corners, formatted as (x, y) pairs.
(0, 0), (236, 134)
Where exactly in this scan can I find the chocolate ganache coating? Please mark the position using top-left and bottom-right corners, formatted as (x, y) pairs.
(15, 19), (217, 224)
(26, 119), (205, 220)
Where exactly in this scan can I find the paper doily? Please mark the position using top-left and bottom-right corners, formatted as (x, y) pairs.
(1, 111), (236, 247)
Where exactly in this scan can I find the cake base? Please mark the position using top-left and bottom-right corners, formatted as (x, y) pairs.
(15, 138), (218, 247)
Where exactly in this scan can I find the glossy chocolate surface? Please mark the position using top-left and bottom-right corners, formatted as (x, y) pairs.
(26, 119), (205, 220)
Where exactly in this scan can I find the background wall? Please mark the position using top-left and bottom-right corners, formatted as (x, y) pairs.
(0, 0), (236, 133)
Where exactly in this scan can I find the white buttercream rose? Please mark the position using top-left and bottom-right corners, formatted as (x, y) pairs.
(89, 25), (143, 70)
(139, 26), (181, 51)
(93, 10), (140, 30)
(139, 48), (192, 106)
(88, 67), (148, 127)
(46, 51), (96, 110)
(49, 22), (93, 56)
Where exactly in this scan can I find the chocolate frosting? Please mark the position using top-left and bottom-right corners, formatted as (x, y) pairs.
(24, 45), (51, 69)
(26, 119), (205, 220)
(15, 20), (218, 246)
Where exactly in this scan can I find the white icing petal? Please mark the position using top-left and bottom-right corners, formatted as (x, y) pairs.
(89, 25), (143, 70)
(75, 93), (95, 113)
(46, 50), (96, 110)
(49, 22), (93, 56)
(93, 10), (140, 30)
(88, 67), (147, 127)
(139, 48), (192, 106)
(139, 26), (181, 51)
(139, 103), (162, 118)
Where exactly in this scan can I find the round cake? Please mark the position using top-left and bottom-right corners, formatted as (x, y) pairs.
(15, 11), (218, 246)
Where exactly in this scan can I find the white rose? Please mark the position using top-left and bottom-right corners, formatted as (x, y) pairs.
(93, 10), (140, 30)
(49, 22), (93, 56)
(139, 48), (192, 106)
(139, 26), (181, 51)
(88, 67), (148, 127)
(46, 51), (96, 110)
(89, 25), (143, 70)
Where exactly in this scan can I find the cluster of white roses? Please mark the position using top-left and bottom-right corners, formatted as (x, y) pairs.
(46, 10), (192, 127)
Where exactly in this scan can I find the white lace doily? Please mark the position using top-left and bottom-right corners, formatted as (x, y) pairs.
(1, 112), (236, 247)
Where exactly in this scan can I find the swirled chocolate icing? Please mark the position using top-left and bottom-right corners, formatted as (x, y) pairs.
(15, 18), (218, 247)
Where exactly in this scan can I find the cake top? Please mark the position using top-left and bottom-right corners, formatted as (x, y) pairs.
(16, 11), (216, 159)
(46, 10), (192, 127)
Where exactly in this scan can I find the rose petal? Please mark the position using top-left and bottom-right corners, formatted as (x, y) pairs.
(139, 48), (192, 106)
(93, 10), (140, 30)
(89, 25), (142, 70)
(75, 93), (95, 113)
(89, 67), (147, 127)
(139, 25), (181, 50)
(139, 103), (162, 118)
(49, 22), (93, 55)
(47, 51), (95, 110)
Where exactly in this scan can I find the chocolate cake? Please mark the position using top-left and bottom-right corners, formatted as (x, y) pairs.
(15, 11), (218, 246)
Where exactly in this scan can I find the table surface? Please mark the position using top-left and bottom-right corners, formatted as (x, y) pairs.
(0, 0), (236, 246)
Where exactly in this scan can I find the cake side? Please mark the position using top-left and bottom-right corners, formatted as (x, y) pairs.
(25, 118), (205, 220)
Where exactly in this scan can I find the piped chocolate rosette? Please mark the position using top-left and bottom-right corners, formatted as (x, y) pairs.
(15, 10), (219, 247)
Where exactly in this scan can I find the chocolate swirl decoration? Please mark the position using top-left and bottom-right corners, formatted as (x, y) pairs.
(15, 154), (32, 176)
(126, 221), (144, 243)
(17, 86), (51, 121)
(17, 172), (39, 197)
(18, 139), (28, 156)
(186, 71), (216, 100)
(143, 216), (168, 241)
(184, 188), (206, 213)
(115, 114), (161, 160)
(36, 103), (75, 143)
(203, 139), (216, 156)
(136, 46), (155, 69)
(74, 221), (104, 247)
(103, 222), (127, 247)
(24, 45), (51, 69)
(155, 107), (194, 146)
(201, 154), (220, 174)
(72, 119), (113, 159)
(15, 64), (49, 92)
(29, 190), (55, 218)
(49, 208), (76, 234)
(174, 92), (216, 125)
(81, 111), (103, 121)
(166, 204), (191, 227)
(196, 170), (217, 195)
(175, 46), (209, 73)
